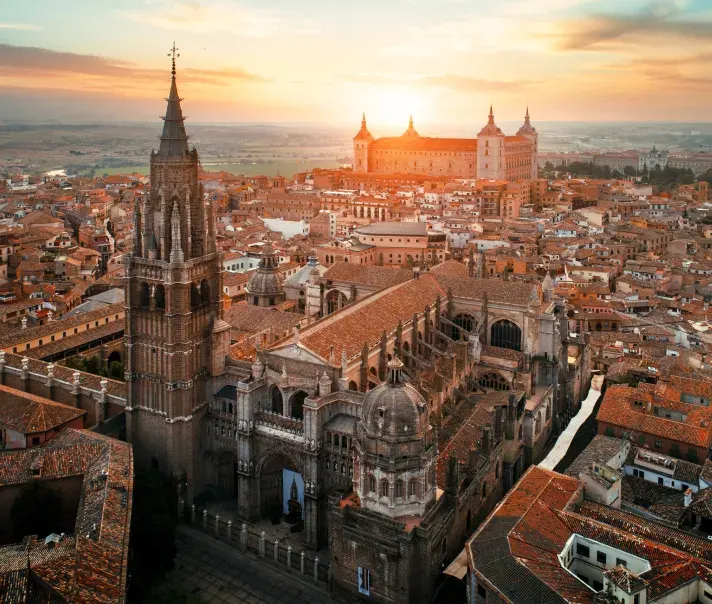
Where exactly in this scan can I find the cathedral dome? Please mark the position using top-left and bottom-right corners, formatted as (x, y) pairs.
(246, 269), (283, 296)
(246, 241), (284, 299)
(361, 358), (428, 438)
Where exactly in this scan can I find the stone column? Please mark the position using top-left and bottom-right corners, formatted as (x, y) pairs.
(46, 363), (55, 401)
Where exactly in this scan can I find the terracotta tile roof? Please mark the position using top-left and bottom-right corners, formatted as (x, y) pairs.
(23, 320), (123, 360)
(224, 302), (301, 335)
(597, 383), (712, 448)
(0, 302), (124, 350)
(294, 273), (446, 363)
(469, 466), (712, 604)
(0, 429), (132, 603)
(430, 261), (539, 306)
(324, 262), (413, 289)
(0, 384), (86, 434)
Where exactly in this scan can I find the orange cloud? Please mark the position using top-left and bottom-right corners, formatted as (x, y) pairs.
(0, 44), (267, 88)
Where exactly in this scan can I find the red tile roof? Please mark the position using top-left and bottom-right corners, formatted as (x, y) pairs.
(0, 383), (85, 434)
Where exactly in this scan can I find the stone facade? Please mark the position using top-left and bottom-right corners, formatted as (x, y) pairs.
(124, 64), (228, 501)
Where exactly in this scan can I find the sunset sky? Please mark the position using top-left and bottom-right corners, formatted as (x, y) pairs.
(1, 0), (711, 125)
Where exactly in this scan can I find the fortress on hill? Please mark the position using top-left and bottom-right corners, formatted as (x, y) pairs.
(353, 108), (538, 181)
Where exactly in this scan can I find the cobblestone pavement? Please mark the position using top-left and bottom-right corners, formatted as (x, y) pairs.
(160, 525), (336, 604)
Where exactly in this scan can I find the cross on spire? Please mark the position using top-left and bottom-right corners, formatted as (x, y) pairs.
(168, 42), (180, 76)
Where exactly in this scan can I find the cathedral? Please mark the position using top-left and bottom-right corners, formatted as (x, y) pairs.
(353, 109), (538, 181)
(124, 60), (576, 603)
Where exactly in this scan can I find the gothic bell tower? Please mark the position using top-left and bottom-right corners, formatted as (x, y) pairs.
(125, 46), (230, 500)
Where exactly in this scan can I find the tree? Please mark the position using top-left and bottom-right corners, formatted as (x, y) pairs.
(623, 165), (636, 177)
(83, 355), (101, 376)
(543, 161), (555, 173)
(108, 360), (123, 380)
(10, 482), (64, 541)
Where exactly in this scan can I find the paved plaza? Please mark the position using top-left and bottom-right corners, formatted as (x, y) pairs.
(154, 525), (335, 604)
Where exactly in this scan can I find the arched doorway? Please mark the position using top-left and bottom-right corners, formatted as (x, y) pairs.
(218, 451), (237, 497)
(290, 390), (307, 420)
(325, 289), (347, 314)
(270, 385), (284, 415)
(478, 372), (510, 391)
(259, 453), (304, 524)
(452, 313), (475, 340)
(490, 320), (522, 351)
(107, 350), (121, 366)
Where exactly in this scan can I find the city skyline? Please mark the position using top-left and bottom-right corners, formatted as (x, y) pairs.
(1, 0), (712, 124)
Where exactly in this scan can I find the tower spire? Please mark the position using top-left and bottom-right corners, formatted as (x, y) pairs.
(170, 199), (184, 263)
(403, 114), (419, 137)
(158, 42), (189, 157)
(488, 105), (494, 124)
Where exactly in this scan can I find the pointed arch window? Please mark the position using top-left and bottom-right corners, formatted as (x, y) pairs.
(380, 479), (389, 498)
(408, 478), (420, 498)
(395, 480), (404, 498)
(478, 372), (510, 391)
(200, 279), (210, 306)
(155, 284), (166, 310)
(139, 282), (150, 308)
(490, 319), (522, 351)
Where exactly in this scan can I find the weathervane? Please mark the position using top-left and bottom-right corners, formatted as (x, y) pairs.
(168, 42), (180, 76)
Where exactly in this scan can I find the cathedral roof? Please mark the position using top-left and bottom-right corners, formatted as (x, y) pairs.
(361, 357), (429, 439)
(158, 59), (190, 157)
(246, 242), (284, 297)
(288, 260), (539, 364)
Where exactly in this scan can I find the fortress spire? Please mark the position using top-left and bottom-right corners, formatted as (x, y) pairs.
(403, 114), (419, 138)
(158, 42), (190, 157)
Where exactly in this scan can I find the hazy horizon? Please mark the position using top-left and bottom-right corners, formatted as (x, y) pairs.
(2, 1), (712, 124)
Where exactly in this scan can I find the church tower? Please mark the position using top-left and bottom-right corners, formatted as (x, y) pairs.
(353, 113), (374, 173)
(125, 47), (230, 500)
(477, 106), (506, 180)
(517, 107), (539, 179)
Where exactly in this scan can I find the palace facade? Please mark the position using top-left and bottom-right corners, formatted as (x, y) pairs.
(353, 108), (539, 181)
